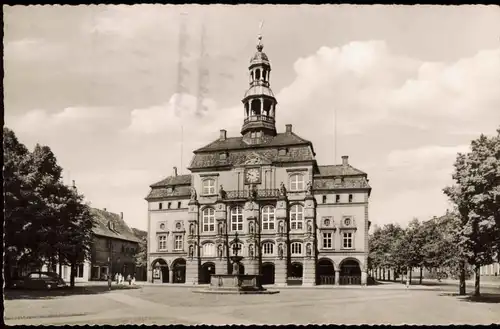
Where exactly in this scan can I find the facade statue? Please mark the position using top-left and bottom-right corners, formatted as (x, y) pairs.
(217, 245), (223, 258)
(190, 187), (197, 201)
(279, 221), (284, 234)
(279, 182), (287, 197)
(189, 223), (194, 236)
(218, 185), (226, 199)
(249, 245), (254, 258)
(307, 222), (312, 233)
(278, 244), (283, 259)
(249, 222), (254, 234)
(306, 243), (311, 256)
(218, 222), (224, 235)
(250, 184), (258, 200)
(306, 181), (313, 196)
(188, 245), (194, 258)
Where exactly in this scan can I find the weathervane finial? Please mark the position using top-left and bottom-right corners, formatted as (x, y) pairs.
(257, 19), (264, 52)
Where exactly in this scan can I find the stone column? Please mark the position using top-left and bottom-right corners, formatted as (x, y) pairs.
(303, 258), (316, 286)
(361, 271), (368, 285)
(169, 269), (174, 284)
(335, 270), (340, 286)
(274, 259), (287, 286)
(260, 97), (264, 115)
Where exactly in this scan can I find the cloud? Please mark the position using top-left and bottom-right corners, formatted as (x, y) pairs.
(6, 107), (123, 135)
(275, 41), (500, 136)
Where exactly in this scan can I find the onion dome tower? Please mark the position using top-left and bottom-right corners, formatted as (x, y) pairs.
(241, 33), (277, 143)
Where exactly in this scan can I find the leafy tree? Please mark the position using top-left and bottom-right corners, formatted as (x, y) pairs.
(132, 228), (148, 268)
(444, 127), (500, 296)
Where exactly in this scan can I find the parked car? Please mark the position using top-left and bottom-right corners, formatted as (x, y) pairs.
(12, 272), (67, 290)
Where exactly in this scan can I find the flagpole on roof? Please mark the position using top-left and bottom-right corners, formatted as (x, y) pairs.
(334, 106), (337, 164)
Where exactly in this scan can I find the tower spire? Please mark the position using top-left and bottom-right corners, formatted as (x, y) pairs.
(240, 23), (277, 143)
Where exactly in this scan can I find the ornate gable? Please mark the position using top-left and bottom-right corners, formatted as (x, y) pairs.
(243, 152), (272, 166)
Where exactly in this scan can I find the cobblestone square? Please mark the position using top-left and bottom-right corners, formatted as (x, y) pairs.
(5, 284), (500, 325)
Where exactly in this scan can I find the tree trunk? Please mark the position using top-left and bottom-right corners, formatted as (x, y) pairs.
(419, 266), (423, 285)
(409, 267), (412, 285)
(70, 259), (76, 288)
(400, 268), (404, 284)
(474, 264), (480, 296)
(58, 250), (62, 277)
(459, 260), (466, 295)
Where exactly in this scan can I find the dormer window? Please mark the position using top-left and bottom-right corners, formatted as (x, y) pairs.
(278, 148), (287, 156)
(159, 203), (163, 210)
(220, 152), (227, 160)
(348, 194), (353, 203)
(336, 195), (340, 203)
(108, 221), (115, 231)
(289, 174), (304, 192)
(322, 195), (327, 204)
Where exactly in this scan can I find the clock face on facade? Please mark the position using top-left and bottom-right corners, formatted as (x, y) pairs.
(245, 168), (261, 184)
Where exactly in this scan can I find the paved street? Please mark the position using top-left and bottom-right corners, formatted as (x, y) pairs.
(5, 283), (500, 325)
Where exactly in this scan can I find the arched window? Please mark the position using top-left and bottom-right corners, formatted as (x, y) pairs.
(289, 174), (304, 191)
(291, 242), (302, 255)
(202, 208), (215, 232)
(255, 69), (261, 80)
(263, 242), (274, 255)
(230, 207), (243, 231)
(202, 179), (216, 195)
(262, 206), (275, 230)
(290, 204), (304, 230)
(202, 243), (215, 257)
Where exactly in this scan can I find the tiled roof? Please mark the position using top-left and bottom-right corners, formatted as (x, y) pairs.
(91, 208), (141, 243)
(189, 145), (315, 169)
(194, 132), (313, 153)
(315, 165), (367, 177)
(244, 85), (275, 98)
(145, 185), (191, 200)
(150, 174), (191, 187)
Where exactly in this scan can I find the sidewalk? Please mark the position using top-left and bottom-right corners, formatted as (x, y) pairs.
(377, 278), (500, 289)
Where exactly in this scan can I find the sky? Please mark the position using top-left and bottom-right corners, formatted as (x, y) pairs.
(4, 5), (500, 231)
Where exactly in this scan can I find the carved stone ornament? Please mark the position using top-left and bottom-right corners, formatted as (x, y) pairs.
(278, 244), (284, 259)
(190, 187), (197, 201)
(306, 181), (313, 196)
(189, 223), (195, 235)
(188, 245), (194, 258)
(306, 243), (312, 256)
(217, 245), (223, 258)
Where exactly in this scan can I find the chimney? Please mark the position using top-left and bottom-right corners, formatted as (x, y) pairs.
(173, 167), (178, 177)
(220, 129), (227, 141)
(342, 155), (349, 166)
(72, 180), (76, 188)
(120, 212), (123, 219)
(103, 208), (107, 212)
(285, 124), (292, 133)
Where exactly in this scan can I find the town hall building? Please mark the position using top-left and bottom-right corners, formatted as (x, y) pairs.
(145, 35), (372, 286)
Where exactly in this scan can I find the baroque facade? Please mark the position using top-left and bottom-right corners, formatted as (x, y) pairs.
(146, 35), (372, 286)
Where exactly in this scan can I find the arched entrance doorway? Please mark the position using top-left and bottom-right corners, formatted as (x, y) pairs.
(288, 262), (303, 286)
(172, 258), (186, 283)
(200, 262), (215, 284)
(339, 259), (361, 285)
(261, 263), (275, 285)
(317, 258), (335, 285)
(151, 258), (169, 283)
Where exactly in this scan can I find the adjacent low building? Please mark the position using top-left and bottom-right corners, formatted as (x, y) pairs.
(145, 35), (372, 286)
(51, 208), (141, 282)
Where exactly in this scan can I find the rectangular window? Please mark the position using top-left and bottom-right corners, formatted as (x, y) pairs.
(349, 194), (353, 203)
(263, 243), (274, 255)
(322, 195), (327, 204)
(174, 235), (183, 250)
(342, 232), (353, 249)
(323, 232), (332, 249)
(177, 201), (182, 208)
(158, 235), (167, 251)
(202, 179), (216, 195)
(336, 195), (340, 203)
(159, 203), (163, 210)
(168, 202), (171, 209)
(77, 264), (84, 278)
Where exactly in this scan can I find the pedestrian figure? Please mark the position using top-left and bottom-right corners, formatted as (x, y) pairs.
(119, 273), (123, 284)
(132, 276), (136, 285)
(127, 274), (131, 285)
(405, 274), (410, 289)
(115, 273), (119, 284)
